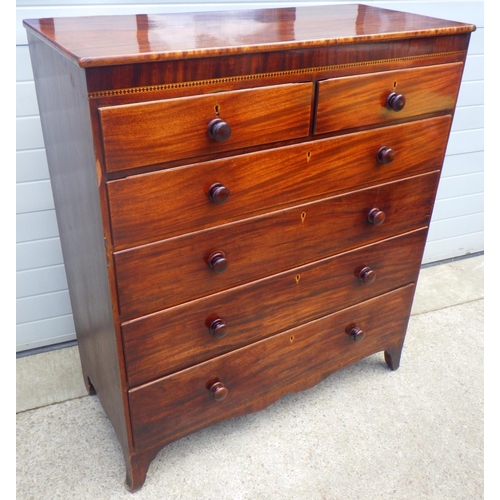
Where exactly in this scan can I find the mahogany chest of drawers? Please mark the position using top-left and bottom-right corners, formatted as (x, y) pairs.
(24, 4), (475, 491)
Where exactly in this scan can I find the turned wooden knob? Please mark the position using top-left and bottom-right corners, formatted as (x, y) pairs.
(210, 381), (228, 401)
(358, 266), (376, 284)
(346, 326), (366, 343)
(368, 208), (386, 226)
(376, 146), (396, 165)
(207, 251), (228, 274)
(207, 317), (228, 339)
(207, 118), (231, 142)
(386, 92), (406, 112)
(208, 183), (230, 205)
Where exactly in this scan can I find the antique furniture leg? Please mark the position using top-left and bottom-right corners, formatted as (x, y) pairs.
(125, 448), (161, 493)
(385, 340), (405, 371)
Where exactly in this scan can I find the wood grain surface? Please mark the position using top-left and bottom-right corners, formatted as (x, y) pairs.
(122, 228), (427, 386)
(23, 3), (474, 491)
(128, 284), (415, 450)
(114, 172), (439, 320)
(315, 63), (463, 134)
(23, 5), (474, 67)
(108, 116), (451, 248)
(99, 82), (312, 172)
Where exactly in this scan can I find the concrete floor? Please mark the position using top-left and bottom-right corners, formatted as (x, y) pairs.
(16, 254), (484, 499)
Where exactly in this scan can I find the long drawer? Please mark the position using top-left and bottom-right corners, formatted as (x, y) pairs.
(99, 82), (313, 172)
(315, 63), (463, 134)
(123, 228), (427, 386)
(128, 284), (415, 450)
(114, 171), (439, 320)
(108, 116), (451, 248)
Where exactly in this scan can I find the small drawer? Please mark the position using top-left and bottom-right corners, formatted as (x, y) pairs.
(128, 284), (415, 450)
(113, 171), (439, 320)
(108, 115), (451, 249)
(123, 228), (427, 386)
(315, 63), (463, 135)
(99, 82), (313, 172)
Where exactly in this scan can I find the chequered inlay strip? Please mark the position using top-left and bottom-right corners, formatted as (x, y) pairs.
(88, 50), (466, 98)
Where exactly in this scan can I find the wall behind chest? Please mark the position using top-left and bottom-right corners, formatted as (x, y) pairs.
(15, 0), (484, 353)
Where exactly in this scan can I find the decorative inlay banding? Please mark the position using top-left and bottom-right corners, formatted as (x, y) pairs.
(88, 50), (466, 98)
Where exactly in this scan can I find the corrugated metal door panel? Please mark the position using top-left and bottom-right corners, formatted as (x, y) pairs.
(17, 149), (49, 182)
(430, 193), (483, 223)
(17, 290), (73, 325)
(442, 151), (484, 177)
(452, 106), (484, 132)
(427, 213), (484, 242)
(16, 211), (59, 244)
(435, 172), (484, 199)
(16, 315), (76, 352)
(17, 265), (69, 299)
(17, 238), (64, 272)
(422, 232), (484, 264)
(16, 180), (55, 214)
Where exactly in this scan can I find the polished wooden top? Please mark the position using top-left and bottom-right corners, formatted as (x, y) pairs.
(23, 4), (475, 67)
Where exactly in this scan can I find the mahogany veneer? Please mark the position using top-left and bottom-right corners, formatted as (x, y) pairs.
(107, 116), (451, 247)
(24, 4), (475, 492)
(100, 82), (314, 171)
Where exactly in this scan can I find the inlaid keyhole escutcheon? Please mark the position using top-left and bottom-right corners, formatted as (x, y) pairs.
(301, 212), (306, 223)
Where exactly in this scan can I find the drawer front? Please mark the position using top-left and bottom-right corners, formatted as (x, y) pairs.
(114, 171), (439, 320)
(108, 116), (451, 248)
(129, 284), (415, 450)
(123, 228), (427, 386)
(315, 63), (463, 135)
(99, 82), (313, 172)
